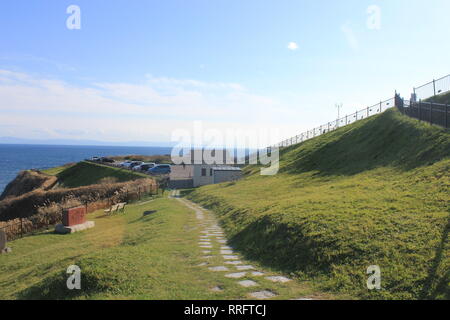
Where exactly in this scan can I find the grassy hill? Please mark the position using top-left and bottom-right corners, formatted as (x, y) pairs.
(187, 108), (450, 300)
(0, 197), (330, 300)
(426, 91), (450, 104)
(53, 161), (149, 188)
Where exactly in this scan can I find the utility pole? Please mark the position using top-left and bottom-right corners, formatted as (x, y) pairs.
(335, 103), (343, 127)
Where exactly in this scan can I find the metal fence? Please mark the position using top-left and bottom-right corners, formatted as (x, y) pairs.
(273, 98), (395, 148)
(397, 100), (449, 128)
(270, 74), (450, 150)
(414, 74), (450, 101)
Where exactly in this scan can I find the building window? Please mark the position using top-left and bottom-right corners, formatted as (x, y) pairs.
(201, 168), (207, 176)
(210, 168), (213, 176)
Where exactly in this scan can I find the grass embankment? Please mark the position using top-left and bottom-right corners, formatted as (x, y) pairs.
(54, 161), (149, 188)
(0, 197), (324, 300)
(426, 91), (450, 104)
(187, 109), (450, 300)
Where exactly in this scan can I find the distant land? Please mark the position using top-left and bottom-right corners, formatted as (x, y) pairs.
(0, 136), (177, 148)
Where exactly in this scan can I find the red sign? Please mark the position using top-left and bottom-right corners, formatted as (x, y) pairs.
(62, 206), (86, 226)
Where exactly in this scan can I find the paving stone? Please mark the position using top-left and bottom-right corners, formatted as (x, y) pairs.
(220, 250), (233, 255)
(265, 276), (291, 283)
(217, 240), (227, 244)
(208, 266), (229, 272)
(197, 262), (208, 267)
(202, 250), (211, 254)
(221, 246), (232, 250)
(223, 255), (239, 260)
(238, 280), (258, 287)
(249, 291), (276, 300)
(251, 271), (264, 277)
(225, 272), (247, 279)
(200, 245), (213, 248)
(224, 261), (243, 265)
(202, 256), (213, 259)
(211, 286), (224, 292)
(236, 265), (254, 271)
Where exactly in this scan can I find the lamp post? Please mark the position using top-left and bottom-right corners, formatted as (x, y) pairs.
(335, 103), (343, 127)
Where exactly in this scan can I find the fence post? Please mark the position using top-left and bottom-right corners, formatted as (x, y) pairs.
(419, 100), (421, 121)
(367, 107), (369, 117)
(446, 104), (448, 128)
(20, 217), (24, 238)
(380, 101), (382, 113)
(345, 115), (348, 125)
(433, 79), (436, 96)
(430, 102), (433, 125)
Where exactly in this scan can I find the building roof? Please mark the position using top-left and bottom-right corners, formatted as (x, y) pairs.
(212, 166), (242, 171)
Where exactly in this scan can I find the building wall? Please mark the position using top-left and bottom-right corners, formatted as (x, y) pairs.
(193, 165), (214, 187)
(213, 170), (242, 184)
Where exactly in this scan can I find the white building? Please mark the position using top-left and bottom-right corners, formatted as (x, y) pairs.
(169, 148), (243, 188)
(192, 165), (242, 187)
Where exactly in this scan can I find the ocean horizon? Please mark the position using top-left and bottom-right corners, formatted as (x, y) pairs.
(0, 144), (173, 195)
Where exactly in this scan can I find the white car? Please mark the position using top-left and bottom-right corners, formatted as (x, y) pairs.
(120, 160), (132, 167)
(132, 163), (155, 171)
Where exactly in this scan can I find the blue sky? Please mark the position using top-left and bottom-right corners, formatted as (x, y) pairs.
(0, 0), (449, 146)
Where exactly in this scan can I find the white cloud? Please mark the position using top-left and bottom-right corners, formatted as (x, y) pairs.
(287, 42), (299, 51)
(0, 69), (305, 146)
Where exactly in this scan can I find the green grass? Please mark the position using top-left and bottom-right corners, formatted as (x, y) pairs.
(187, 109), (450, 300)
(426, 91), (450, 104)
(55, 161), (149, 188)
(41, 164), (75, 176)
(0, 197), (330, 300)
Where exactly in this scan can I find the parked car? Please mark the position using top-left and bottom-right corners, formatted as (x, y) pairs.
(133, 163), (156, 171)
(129, 161), (143, 169)
(148, 164), (171, 175)
(120, 160), (132, 167)
(100, 157), (114, 163)
(91, 156), (101, 161)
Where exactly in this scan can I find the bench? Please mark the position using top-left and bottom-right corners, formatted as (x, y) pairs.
(104, 202), (127, 215)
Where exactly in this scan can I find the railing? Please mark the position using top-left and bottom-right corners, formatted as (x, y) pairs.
(270, 74), (450, 150)
(397, 100), (449, 128)
(272, 98), (395, 148)
(414, 74), (450, 101)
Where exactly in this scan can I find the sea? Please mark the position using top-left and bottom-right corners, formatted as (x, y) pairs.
(0, 144), (172, 195)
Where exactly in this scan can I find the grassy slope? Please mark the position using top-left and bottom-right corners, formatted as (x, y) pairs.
(55, 161), (148, 188)
(41, 163), (75, 176)
(0, 197), (328, 300)
(187, 109), (450, 300)
(426, 91), (450, 104)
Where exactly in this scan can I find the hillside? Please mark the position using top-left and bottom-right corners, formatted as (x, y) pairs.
(0, 170), (58, 200)
(55, 161), (149, 188)
(187, 108), (450, 300)
(426, 91), (450, 104)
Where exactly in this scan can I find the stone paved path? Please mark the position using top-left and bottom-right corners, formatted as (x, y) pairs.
(173, 195), (320, 300)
